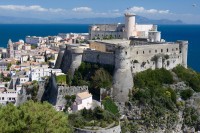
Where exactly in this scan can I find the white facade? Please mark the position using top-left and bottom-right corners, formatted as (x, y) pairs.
(0, 90), (18, 105)
(58, 33), (70, 39)
(89, 14), (157, 40)
(31, 68), (62, 81)
(72, 92), (93, 112)
(19, 75), (29, 84)
(26, 36), (47, 45)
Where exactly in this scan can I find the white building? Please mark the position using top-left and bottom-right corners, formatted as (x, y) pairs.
(26, 36), (47, 46)
(19, 75), (29, 84)
(58, 33), (70, 39)
(0, 89), (18, 105)
(72, 91), (93, 112)
(31, 67), (63, 81)
(89, 13), (158, 40)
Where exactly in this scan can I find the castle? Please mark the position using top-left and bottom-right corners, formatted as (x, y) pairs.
(57, 13), (188, 103)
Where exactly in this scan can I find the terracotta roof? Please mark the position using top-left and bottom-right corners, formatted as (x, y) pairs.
(77, 92), (92, 100)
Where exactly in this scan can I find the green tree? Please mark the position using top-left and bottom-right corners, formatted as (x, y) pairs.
(91, 68), (112, 89)
(0, 101), (72, 133)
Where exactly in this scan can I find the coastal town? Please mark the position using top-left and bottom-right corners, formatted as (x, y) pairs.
(0, 33), (89, 107)
(1, 12), (199, 133)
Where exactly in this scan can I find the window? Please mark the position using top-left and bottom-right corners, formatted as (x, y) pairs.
(143, 51), (145, 54)
(176, 48), (178, 51)
(136, 51), (138, 54)
(167, 48), (169, 52)
(155, 50), (157, 53)
(125, 51), (127, 55)
(2, 97), (4, 100)
(149, 50), (151, 53)
(172, 48), (174, 51)
(161, 49), (163, 52)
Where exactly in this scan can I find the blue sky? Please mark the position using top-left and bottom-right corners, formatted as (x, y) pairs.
(0, 0), (199, 23)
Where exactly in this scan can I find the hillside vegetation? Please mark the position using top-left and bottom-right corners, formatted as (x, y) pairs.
(67, 62), (114, 97)
(122, 66), (200, 132)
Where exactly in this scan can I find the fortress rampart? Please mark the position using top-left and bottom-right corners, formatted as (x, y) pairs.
(57, 13), (189, 103)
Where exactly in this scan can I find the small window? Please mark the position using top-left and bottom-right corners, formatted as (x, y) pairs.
(149, 50), (151, 53)
(167, 48), (169, 52)
(176, 48), (178, 51)
(161, 49), (163, 52)
(125, 51), (127, 55)
(143, 51), (145, 54)
(136, 51), (138, 54)
(155, 50), (157, 53)
(172, 48), (174, 51)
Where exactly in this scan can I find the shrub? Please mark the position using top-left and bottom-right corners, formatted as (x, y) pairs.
(173, 65), (200, 92)
(102, 97), (119, 116)
(56, 75), (66, 84)
(134, 68), (174, 89)
(180, 89), (193, 100)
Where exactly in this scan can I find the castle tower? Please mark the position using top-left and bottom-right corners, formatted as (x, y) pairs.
(55, 45), (66, 69)
(70, 47), (84, 75)
(124, 13), (136, 39)
(113, 42), (133, 102)
(178, 40), (188, 68)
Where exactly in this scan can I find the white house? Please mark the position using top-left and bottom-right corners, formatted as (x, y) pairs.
(72, 91), (93, 112)
(19, 75), (29, 84)
(0, 89), (18, 105)
(31, 67), (62, 81)
(26, 36), (47, 46)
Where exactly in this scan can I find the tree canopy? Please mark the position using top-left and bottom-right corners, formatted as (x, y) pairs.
(0, 101), (72, 133)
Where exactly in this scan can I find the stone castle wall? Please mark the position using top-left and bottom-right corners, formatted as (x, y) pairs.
(60, 49), (72, 73)
(113, 43), (133, 102)
(56, 86), (88, 107)
(82, 50), (114, 65)
(129, 43), (183, 73)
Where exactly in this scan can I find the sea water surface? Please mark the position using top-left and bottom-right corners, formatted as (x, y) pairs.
(0, 24), (199, 72)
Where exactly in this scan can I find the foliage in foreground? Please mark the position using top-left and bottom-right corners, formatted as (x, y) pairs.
(0, 101), (72, 133)
(69, 107), (118, 128)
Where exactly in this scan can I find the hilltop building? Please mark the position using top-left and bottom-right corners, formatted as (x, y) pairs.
(72, 91), (93, 112)
(58, 12), (188, 103)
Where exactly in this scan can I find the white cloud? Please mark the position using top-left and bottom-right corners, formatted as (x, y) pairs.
(0, 5), (64, 13)
(127, 6), (170, 14)
(113, 9), (119, 12)
(72, 7), (92, 12)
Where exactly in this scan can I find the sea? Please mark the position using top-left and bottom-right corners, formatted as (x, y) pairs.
(0, 24), (199, 72)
